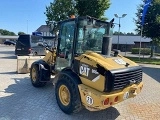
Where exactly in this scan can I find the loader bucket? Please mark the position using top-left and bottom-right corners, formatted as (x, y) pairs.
(17, 56), (44, 73)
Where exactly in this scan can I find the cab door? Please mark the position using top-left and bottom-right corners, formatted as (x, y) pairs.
(55, 21), (75, 71)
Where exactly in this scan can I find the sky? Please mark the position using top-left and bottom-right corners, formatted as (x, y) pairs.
(0, 0), (142, 35)
(106, 0), (143, 34)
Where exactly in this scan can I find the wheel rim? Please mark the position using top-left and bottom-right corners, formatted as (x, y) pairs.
(31, 67), (37, 82)
(59, 85), (70, 106)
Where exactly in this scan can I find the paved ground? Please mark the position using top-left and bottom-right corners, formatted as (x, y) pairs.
(0, 45), (160, 120)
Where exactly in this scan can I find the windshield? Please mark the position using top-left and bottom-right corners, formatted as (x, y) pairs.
(76, 19), (113, 54)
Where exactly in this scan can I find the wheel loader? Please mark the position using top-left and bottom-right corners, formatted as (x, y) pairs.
(30, 16), (143, 114)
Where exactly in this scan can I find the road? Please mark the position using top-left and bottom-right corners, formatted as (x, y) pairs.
(0, 45), (160, 120)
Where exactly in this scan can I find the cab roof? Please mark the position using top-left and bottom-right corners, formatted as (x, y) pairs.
(58, 16), (110, 25)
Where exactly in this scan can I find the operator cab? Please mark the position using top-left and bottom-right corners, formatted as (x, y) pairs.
(55, 16), (114, 71)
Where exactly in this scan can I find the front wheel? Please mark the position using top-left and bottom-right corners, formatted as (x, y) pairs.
(30, 65), (46, 87)
(55, 74), (82, 114)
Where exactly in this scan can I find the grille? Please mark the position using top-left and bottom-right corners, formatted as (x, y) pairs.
(105, 66), (142, 92)
(113, 68), (142, 90)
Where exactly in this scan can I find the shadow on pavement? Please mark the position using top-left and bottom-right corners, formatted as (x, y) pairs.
(0, 71), (17, 74)
(0, 56), (17, 59)
(0, 51), (15, 55)
(0, 77), (120, 120)
(0, 77), (54, 120)
(71, 106), (120, 120)
(142, 66), (160, 83)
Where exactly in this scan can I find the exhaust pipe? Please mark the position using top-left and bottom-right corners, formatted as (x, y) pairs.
(101, 36), (112, 56)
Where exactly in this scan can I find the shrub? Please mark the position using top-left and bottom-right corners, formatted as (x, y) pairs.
(131, 48), (151, 55)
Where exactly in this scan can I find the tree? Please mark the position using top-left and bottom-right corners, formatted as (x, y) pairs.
(45, 0), (110, 23)
(18, 32), (26, 35)
(0, 29), (16, 36)
(45, 0), (77, 23)
(113, 31), (136, 35)
(113, 31), (125, 35)
(135, 0), (160, 57)
(126, 32), (135, 35)
(75, 0), (110, 20)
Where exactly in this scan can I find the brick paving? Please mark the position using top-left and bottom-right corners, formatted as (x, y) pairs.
(0, 45), (160, 120)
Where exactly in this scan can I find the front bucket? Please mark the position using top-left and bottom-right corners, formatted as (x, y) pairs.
(17, 56), (44, 74)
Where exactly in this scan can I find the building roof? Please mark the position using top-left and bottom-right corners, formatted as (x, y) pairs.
(112, 35), (152, 44)
(36, 25), (50, 32)
(0, 35), (18, 39)
(35, 25), (152, 45)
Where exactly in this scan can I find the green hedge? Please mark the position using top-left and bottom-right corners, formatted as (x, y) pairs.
(131, 48), (151, 55)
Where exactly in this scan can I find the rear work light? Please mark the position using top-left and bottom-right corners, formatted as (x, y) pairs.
(103, 98), (109, 105)
(29, 48), (32, 53)
(114, 96), (118, 102)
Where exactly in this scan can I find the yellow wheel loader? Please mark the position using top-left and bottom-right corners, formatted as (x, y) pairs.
(30, 16), (143, 114)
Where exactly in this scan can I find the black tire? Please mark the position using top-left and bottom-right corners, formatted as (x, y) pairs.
(30, 65), (46, 87)
(55, 72), (82, 114)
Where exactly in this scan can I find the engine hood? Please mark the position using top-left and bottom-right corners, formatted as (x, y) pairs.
(83, 51), (139, 71)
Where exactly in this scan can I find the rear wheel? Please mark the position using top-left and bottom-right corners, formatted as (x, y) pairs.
(55, 73), (82, 114)
(30, 65), (46, 87)
(59, 85), (70, 106)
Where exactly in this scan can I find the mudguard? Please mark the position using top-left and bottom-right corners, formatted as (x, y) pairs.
(31, 60), (51, 82)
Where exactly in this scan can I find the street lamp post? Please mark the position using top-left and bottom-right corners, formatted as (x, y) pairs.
(27, 20), (29, 34)
(114, 14), (127, 50)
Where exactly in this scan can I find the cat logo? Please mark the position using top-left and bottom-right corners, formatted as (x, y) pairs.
(79, 64), (90, 77)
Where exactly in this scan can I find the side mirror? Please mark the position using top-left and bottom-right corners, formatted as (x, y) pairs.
(110, 18), (115, 28)
(113, 49), (120, 57)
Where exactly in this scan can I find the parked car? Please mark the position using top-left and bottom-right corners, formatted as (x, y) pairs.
(15, 34), (45, 56)
(4, 40), (16, 45)
(31, 46), (45, 56)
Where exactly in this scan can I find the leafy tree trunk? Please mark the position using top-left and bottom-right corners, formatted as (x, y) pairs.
(75, 0), (110, 20)
(150, 41), (154, 58)
(135, 0), (160, 52)
(150, 40), (156, 58)
(45, 0), (77, 22)
(45, 0), (110, 23)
